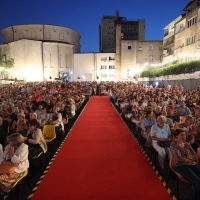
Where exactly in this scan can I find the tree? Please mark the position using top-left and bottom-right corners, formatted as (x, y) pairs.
(0, 55), (14, 69)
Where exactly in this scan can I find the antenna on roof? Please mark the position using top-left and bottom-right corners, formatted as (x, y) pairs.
(116, 10), (119, 17)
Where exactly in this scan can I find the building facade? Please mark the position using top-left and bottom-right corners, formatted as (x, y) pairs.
(163, 0), (200, 65)
(99, 13), (145, 53)
(0, 24), (80, 81)
(73, 53), (116, 82)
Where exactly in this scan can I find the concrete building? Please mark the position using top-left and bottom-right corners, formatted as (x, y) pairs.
(73, 53), (116, 82)
(99, 12), (145, 53)
(163, 15), (184, 63)
(115, 24), (163, 80)
(0, 13), (163, 82)
(0, 24), (81, 81)
(163, 0), (200, 65)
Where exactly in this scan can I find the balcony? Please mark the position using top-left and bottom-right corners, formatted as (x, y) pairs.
(164, 31), (169, 37)
(163, 36), (174, 48)
(163, 50), (174, 57)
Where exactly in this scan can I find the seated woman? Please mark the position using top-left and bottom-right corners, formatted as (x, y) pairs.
(24, 119), (47, 157)
(68, 98), (76, 118)
(174, 115), (200, 152)
(151, 115), (172, 172)
(0, 133), (29, 195)
(17, 113), (28, 129)
(50, 106), (64, 137)
(140, 110), (156, 147)
(154, 106), (162, 119)
(161, 110), (174, 129)
(15, 119), (27, 137)
(170, 128), (200, 200)
(29, 112), (38, 122)
(74, 94), (81, 110)
(141, 110), (156, 139)
(37, 107), (49, 129)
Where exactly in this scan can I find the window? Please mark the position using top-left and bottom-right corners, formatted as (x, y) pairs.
(101, 57), (107, 61)
(186, 36), (195, 45)
(109, 65), (115, 69)
(159, 46), (163, 50)
(101, 74), (107, 77)
(128, 46), (132, 50)
(187, 17), (197, 27)
(77, 76), (84, 79)
(101, 65), (107, 69)
(138, 45), (143, 51)
(109, 56), (115, 61)
(149, 45), (153, 51)
(109, 74), (115, 77)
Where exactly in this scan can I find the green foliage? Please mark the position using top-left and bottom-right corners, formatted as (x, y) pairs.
(0, 55), (14, 69)
(141, 60), (200, 78)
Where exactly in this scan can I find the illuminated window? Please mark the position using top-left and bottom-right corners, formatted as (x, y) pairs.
(101, 65), (107, 69)
(187, 17), (197, 27)
(101, 57), (107, 61)
(101, 74), (107, 77)
(109, 57), (115, 61)
(109, 65), (115, 69)
(186, 36), (195, 45)
(109, 74), (115, 77)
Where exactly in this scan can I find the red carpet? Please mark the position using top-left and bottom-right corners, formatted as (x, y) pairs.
(31, 96), (172, 200)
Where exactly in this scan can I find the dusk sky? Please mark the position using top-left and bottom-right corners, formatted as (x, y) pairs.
(0, 0), (189, 52)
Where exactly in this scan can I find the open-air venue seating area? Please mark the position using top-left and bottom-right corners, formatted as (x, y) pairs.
(109, 82), (200, 200)
(1, 80), (200, 200)
(0, 81), (94, 200)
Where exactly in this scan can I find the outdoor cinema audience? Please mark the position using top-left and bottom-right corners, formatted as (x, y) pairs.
(0, 79), (200, 198)
(109, 81), (200, 181)
(0, 80), (92, 198)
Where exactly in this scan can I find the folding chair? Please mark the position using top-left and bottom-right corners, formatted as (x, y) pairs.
(43, 125), (56, 144)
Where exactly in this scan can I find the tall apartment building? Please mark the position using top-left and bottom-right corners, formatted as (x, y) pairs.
(99, 11), (145, 53)
(163, 0), (200, 64)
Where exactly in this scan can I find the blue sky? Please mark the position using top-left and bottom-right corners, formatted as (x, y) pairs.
(0, 0), (189, 52)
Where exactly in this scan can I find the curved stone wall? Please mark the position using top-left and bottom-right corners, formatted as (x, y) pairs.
(0, 24), (81, 52)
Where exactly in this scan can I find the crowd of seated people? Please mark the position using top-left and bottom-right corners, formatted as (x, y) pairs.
(0, 81), (94, 198)
(109, 81), (200, 197)
(0, 80), (199, 198)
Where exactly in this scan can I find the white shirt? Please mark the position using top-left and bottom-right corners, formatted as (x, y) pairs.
(0, 143), (29, 173)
